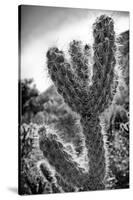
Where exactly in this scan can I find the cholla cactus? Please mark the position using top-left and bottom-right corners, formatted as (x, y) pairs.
(41, 15), (117, 191)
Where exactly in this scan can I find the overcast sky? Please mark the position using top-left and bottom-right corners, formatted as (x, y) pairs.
(20, 5), (129, 92)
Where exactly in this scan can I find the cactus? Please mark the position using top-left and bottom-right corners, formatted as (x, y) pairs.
(41, 15), (117, 191)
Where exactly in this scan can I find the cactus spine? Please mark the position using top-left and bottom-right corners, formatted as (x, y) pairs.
(42, 15), (116, 191)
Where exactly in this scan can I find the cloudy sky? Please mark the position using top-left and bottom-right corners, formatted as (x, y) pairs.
(20, 5), (129, 92)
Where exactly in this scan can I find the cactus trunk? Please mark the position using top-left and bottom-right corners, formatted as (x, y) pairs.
(81, 116), (106, 190)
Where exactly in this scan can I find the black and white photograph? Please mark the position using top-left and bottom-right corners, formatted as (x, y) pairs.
(19, 5), (129, 195)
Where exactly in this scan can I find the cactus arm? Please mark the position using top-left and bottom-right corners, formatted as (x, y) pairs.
(68, 40), (91, 85)
(90, 15), (116, 113)
(47, 47), (88, 114)
(39, 163), (64, 193)
(39, 128), (88, 188)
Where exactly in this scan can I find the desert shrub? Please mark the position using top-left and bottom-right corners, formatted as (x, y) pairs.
(19, 79), (39, 115)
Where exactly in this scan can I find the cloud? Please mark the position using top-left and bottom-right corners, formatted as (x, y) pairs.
(20, 5), (89, 50)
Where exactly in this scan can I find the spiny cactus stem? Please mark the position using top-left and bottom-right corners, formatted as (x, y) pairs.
(45, 15), (117, 191)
